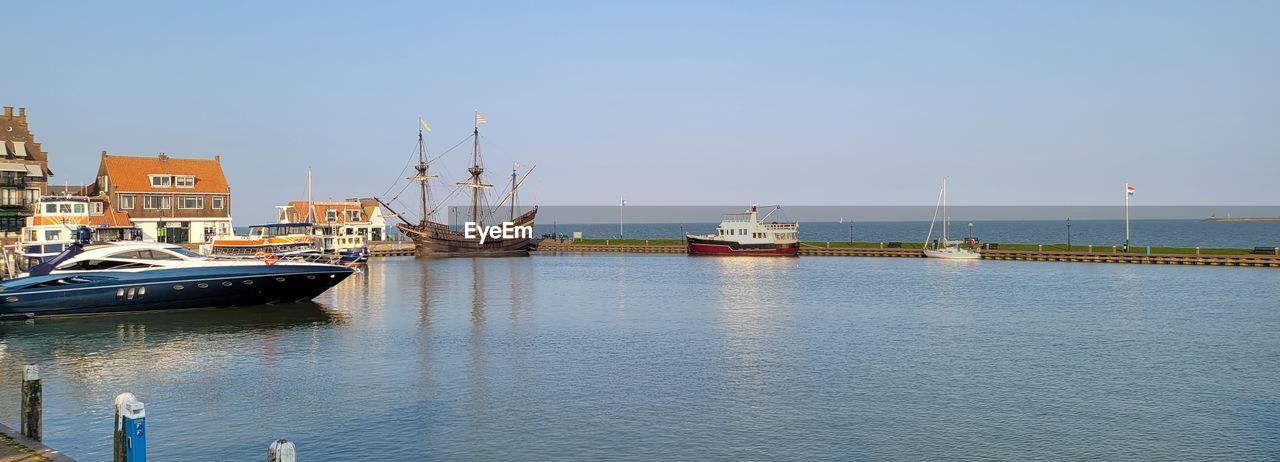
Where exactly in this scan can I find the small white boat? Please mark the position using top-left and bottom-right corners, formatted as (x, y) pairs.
(922, 178), (980, 260)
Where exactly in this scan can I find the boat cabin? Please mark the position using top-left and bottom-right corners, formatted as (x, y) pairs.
(18, 196), (141, 265)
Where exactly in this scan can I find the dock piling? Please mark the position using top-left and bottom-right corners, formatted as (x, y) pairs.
(113, 393), (146, 462)
(21, 365), (41, 441)
(268, 439), (297, 462)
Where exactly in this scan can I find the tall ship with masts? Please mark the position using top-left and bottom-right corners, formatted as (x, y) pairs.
(381, 113), (537, 256)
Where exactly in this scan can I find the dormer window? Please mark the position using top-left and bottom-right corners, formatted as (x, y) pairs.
(347, 210), (361, 221)
(176, 176), (195, 188)
(150, 175), (172, 188)
(326, 210), (338, 223)
(91, 202), (104, 215)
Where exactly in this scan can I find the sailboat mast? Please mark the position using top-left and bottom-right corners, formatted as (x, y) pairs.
(306, 167), (313, 223)
(941, 178), (948, 243)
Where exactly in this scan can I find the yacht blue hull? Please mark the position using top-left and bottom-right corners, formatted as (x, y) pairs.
(0, 265), (354, 317)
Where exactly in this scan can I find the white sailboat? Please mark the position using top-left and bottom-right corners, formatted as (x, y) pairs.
(922, 178), (981, 260)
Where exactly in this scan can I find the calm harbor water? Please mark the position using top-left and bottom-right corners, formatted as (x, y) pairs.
(3, 255), (1280, 459)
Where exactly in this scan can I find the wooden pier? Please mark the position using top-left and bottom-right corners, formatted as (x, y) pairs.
(530, 241), (1280, 267)
(980, 249), (1280, 267)
(367, 241), (1280, 268)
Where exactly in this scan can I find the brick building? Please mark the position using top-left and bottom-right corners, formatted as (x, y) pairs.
(88, 152), (233, 243)
(0, 106), (53, 236)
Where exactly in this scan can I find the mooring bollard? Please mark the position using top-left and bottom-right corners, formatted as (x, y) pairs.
(1088, 245), (1093, 253)
(879, 242), (884, 249)
(1195, 247), (1200, 255)
(21, 365), (41, 441)
(1112, 245), (1117, 254)
(1038, 244), (1043, 252)
(269, 439), (297, 462)
(114, 393), (146, 462)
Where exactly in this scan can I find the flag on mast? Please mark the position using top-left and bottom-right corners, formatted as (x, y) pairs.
(1127, 184), (1136, 196)
(475, 112), (488, 125)
(419, 117), (431, 132)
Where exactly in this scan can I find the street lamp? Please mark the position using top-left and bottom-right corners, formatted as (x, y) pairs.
(848, 219), (854, 246)
(1067, 218), (1072, 251)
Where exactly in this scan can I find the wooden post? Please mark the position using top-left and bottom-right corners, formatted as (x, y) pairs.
(21, 365), (41, 441)
(114, 392), (146, 462)
(268, 439), (296, 462)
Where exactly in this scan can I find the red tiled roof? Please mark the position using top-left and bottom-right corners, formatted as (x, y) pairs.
(89, 207), (134, 228)
(102, 153), (229, 193)
(284, 201), (363, 224)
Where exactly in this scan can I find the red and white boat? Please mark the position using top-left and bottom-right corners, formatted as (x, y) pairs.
(685, 205), (799, 256)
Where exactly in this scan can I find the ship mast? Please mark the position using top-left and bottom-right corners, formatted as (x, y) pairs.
(409, 126), (436, 225)
(510, 163), (518, 221)
(471, 127), (482, 224)
(458, 116), (492, 226)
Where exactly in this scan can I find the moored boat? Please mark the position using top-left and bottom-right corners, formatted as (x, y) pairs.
(922, 178), (981, 260)
(16, 195), (142, 267)
(685, 205), (799, 256)
(383, 113), (537, 257)
(0, 227), (353, 317)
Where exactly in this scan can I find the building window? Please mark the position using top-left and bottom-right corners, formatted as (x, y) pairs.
(143, 195), (171, 209)
(179, 196), (204, 209)
(150, 175), (172, 188)
(45, 230), (62, 241)
(73, 203), (86, 214)
(0, 189), (20, 207)
(0, 171), (24, 186)
(347, 210), (361, 221)
(176, 176), (195, 188)
(212, 196), (225, 210)
(119, 194), (135, 209)
(24, 188), (38, 205)
(326, 210), (338, 223)
(91, 202), (104, 215)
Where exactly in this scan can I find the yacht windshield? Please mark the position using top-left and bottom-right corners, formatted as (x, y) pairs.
(166, 247), (204, 259)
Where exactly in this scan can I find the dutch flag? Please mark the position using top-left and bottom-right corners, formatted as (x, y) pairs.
(1127, 184), (1136, 196)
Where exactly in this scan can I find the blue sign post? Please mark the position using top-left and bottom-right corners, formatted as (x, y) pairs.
(114, 393), (146, 462)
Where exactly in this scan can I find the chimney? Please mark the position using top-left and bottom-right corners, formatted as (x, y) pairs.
(3, 107), (11, 117)
(214, 154), (221, 163)
(102, 149), (108, 158)
(17, 108), (24, 118)
(159, 153), (169, 161)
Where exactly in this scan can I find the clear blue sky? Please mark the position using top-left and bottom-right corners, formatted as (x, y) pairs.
(5, 0), (1278, 224)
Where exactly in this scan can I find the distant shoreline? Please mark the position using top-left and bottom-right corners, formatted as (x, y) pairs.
(1203, 217), (1280, 222)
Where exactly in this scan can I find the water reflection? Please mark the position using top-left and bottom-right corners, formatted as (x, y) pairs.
(0, 303), (341, 389)
(713, 257), (799, 365)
